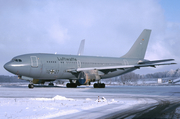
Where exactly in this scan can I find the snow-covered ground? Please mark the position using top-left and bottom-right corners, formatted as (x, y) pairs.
(1, 83), (180, 119)
(0, 94), (157, 119)
(0, 95), (111, 118)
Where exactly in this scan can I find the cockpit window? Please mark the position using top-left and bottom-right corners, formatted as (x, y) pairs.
(12, 59), (22, 62)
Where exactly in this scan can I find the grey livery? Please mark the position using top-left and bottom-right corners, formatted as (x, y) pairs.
(4, 29), (176, 88)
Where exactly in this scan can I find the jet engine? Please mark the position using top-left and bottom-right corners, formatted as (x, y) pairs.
(77, 70), (102, 85)
(77, 71), (86, 85)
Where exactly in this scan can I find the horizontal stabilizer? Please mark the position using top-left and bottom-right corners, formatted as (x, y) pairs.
(135, 63), (177, 68)
(139, 59), (175, 64)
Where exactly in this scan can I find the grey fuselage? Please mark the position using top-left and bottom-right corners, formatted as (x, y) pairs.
(4, 53), (139, 80)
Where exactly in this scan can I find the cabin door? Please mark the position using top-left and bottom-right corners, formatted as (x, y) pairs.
(31, 56), (38, 67)
(30, 56), (42, 77)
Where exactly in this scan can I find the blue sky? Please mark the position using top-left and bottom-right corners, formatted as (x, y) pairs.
(0, 0), (180, 75)
(159, 0), (180, 22)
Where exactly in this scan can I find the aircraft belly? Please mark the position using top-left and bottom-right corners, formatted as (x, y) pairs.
(60, 73), (76, 79)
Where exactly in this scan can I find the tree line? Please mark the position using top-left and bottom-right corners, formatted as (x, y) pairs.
(107, 68), (180, 84)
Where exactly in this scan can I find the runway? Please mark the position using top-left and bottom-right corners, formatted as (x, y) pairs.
(0, 84), (180, 118)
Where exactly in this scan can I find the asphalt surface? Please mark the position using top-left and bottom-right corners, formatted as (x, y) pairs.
(99, 98), (180, 119)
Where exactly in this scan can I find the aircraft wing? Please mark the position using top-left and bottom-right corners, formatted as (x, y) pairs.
(66, 59), (176, 73)
(135, 62), (176, 68)
(76, 62), (176, 72)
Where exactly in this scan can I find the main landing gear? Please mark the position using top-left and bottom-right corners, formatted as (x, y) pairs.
(28, 84), (34, 89)
(93, 83), (105, 88)
(66, 83), (77, 88)
(48, 82), (54, 86)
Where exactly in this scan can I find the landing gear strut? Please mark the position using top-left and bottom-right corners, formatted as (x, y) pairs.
(66, 83), (77, 88)
(93, 83), (105, 88)
(28, 84), (34, 89)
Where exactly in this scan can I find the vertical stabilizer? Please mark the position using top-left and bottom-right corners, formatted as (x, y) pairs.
(121, 29), (151, 59)
(77, 39), (85, 56)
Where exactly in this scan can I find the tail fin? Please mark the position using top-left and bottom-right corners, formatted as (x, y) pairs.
(121, 29), (151, 59)
(77, 39), (85, 56)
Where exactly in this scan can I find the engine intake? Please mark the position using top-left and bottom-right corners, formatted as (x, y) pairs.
(77, 71), (86, 85)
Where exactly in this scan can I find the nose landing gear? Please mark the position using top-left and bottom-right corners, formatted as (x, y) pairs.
(48, 82), (54, 86)
(28, 84), (34, 88)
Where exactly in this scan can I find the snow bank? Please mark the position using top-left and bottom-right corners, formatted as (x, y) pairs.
(31, 95), (74, 101)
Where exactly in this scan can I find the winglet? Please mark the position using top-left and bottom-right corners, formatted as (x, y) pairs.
(77, 39), (85, 56)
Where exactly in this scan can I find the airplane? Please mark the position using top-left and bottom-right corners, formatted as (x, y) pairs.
(4, 29), (176, 88)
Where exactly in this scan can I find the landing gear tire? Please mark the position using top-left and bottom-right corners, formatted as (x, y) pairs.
(48, 83), (54, 86)
(93, 83), (105, 88)
(28, 84), (34, 89)
(66, 83), (77, 88)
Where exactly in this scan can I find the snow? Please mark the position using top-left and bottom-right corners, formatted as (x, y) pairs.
(32, 95), (74, 101)
(0, 94), (157, 119)
(1, 82), (180, 118)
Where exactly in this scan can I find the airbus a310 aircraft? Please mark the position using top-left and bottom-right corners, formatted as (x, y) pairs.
(4, 29), (176, 88)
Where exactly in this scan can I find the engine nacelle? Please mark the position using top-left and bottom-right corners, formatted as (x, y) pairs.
(77, 70), (101, 85)
(77, 71), (87, 85)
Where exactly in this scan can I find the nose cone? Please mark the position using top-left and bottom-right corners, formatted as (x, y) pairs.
(4, 62), (18, 75)
(4, 62), (30, 76)
(4, 62), (10, 71)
